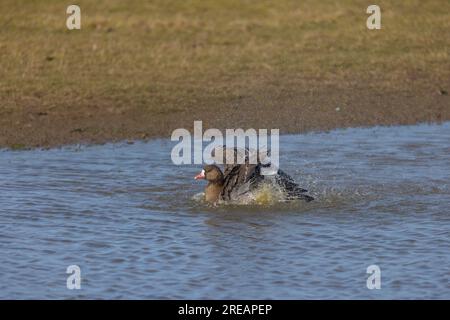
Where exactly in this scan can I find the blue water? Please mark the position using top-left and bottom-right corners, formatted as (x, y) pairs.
(0, 122), (449, 299)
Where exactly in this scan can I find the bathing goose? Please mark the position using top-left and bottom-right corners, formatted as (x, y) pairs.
(194, 147), (314, 203)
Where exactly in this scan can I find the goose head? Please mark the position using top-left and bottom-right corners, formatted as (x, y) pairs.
(194, 165), (224, 202)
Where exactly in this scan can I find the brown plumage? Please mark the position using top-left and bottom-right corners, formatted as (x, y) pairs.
(194, 165), (224, 202)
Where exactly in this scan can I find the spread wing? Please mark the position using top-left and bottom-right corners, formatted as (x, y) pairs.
(221, 162), (263, 200)
(211, 146), (263, 200)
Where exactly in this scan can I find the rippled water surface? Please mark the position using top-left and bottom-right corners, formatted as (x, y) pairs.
(1, 123), (449, 299)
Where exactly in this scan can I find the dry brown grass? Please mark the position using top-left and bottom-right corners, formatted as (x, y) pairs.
(0, 0), (449, 148)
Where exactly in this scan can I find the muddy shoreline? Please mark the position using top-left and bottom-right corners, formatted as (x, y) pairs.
(1, 81), (448, 150)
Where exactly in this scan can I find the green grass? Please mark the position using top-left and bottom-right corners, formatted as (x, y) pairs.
(0, 0), (449, 122)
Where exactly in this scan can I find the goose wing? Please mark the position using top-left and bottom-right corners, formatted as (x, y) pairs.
(212, 146), (314, 202)
(211, 146), (263, 200)
(221, 163), (263, 200)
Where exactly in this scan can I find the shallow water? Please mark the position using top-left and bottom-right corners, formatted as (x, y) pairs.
(1, 123), (449, 299)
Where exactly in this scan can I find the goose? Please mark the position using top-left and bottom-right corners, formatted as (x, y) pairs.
(194, 147), (314, 204)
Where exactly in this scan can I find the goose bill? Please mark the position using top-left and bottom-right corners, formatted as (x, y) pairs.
(194, 169), (205, 180)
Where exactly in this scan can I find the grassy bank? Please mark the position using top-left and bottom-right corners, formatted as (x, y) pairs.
(0, 0), (449, 148)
